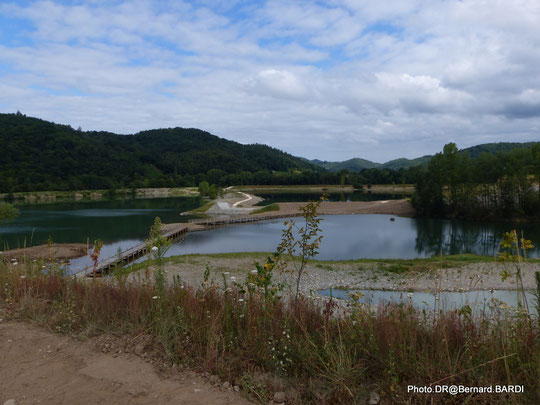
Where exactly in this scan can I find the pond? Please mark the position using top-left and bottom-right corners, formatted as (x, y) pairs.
(2, 197), (539, 274)
(318, 288), (537, 314)
(166, 214), (540, 259)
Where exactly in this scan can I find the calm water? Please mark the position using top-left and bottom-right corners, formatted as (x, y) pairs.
(254, 191), (407, 206)
(167, 214), (540, 259)
(2, 198), (540, 274)
(318, 288), (537, 314)
(0, 197), (201, 249)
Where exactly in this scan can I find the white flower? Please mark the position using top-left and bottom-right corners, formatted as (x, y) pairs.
(407, 292), (414, 298)
(151, 246), (158, 251)
(238, 298), (244, 302)
(230, 276), (236, 281)
(251, 270), (257, 274)
(239, 314), (245, 318)
(223, 272), (230, 275)
(13, 262), (18, 266)
(152, 296), (159, 300)
(20, 275), (26, 279)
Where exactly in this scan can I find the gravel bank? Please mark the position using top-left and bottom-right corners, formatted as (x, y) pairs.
(129, 254), (540, 294)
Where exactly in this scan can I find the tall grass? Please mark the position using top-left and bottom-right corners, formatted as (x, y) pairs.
(0, 258), (538, 404)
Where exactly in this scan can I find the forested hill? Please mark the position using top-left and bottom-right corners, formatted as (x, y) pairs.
(0, 113), (320, 192)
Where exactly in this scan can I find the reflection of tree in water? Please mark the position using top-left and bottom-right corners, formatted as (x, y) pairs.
(414, 219), (540, 258)
(445, 223), (498, 256)
(414, 220), (498, 257)
(414, 219), (445, 256)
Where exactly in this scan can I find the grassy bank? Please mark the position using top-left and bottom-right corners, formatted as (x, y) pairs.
(1, 257), (538, 404)
(250, 204), (280, 215)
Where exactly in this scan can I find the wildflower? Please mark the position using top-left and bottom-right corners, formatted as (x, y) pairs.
(239, 314), (245, 318)
(13, 262), (18, 266)
(264, 263), (271, 270)
(20, 275), (26, 279)
(223, 272), (230, 275)
(230, 276), (236, 281)
(238, 298), (244, 302)
(251, 269), (257, 274)
(152, 295), (159, 300)
(151, 246), (158, 251)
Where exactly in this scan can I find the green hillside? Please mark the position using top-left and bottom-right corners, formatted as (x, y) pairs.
(311, 157), (381, 172)
(0, 113), (320, 192)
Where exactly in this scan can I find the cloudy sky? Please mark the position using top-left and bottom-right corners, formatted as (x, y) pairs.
(1, 0), (539, 162)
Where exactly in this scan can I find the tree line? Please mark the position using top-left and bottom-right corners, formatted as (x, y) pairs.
(413, 142), (540, 220)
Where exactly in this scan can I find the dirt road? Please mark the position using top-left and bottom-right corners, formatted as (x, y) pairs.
(0, 321), (252, 405)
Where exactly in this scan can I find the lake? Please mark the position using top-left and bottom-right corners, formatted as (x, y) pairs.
(2, 197), (539, 273)
(167, 214), (540, 259)
(0, 197), (201, 249)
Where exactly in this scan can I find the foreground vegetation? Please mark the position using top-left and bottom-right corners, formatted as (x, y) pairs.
(1, 258), (538, 404)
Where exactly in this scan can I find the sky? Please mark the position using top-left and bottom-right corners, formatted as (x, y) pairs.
(1, 0), (539, 163)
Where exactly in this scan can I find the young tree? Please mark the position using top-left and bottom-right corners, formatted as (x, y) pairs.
(0, 202), (19, 226)
(277, 195), (326, 300)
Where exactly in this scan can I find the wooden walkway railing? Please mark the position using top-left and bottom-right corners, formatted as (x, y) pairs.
(76, 212), (300, 278)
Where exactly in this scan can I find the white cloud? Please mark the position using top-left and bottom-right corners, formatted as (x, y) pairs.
(1, 0), (540, 162)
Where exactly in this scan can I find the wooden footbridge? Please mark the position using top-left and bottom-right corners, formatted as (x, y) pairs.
(75, 213), (299, 278)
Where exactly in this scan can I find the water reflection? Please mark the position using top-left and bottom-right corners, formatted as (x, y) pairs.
(168, 215), (540, 259)
(413, 218), (539, 257)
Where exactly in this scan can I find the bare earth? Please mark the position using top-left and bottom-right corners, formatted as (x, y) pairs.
(1, 243), (88, 262)
(0, 320), (252, 405)
(194, 198), (415, 219)
(269, 199), (415, 218)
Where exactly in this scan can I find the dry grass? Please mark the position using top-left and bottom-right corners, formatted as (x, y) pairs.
(1, 258), (538, 404)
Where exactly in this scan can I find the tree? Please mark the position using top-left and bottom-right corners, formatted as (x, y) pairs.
(0, 202), (19, 226)
(198, 181), (210, 197)
(277, 195), (326, 300)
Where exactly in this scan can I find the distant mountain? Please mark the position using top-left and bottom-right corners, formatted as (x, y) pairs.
(381, 156), (433, 170)
(310, 142), (540, 172)
(460, 142), (540, 159)
(0, 113), (319, 192)
(311, 158), (381, 172)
